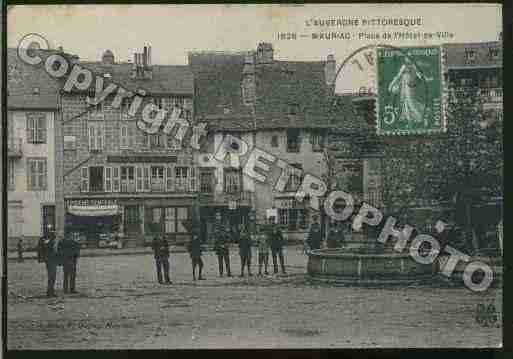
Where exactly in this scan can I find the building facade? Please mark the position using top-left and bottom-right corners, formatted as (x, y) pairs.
(7, 48), (64, 250)
(191, 43), (332, 241)
(61, 47), (197, 247)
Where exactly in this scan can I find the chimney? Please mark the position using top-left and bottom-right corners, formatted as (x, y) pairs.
(143, 46), (148, 66)
(242, 52), (256, 107)
(148, 46), (152, 66)
(325, 54), (336, 90)
(256, 42), (273, 64)
(143, 45), (153, 79)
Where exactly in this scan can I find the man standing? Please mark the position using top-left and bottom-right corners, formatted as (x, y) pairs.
(327, 222), (344, 249)
(239, 224), (253, 277)
(269, 217), (286, 275)
(61, 234), (81, 294)
(151, 235), (171, 284)
(256, 224), (270, 276)
(213, 212), (231, 277)
(187, 231), (205, 281)
(17, 237), (24, 263)
(37, 231), (59, 297)
(307, 216), (322, 251)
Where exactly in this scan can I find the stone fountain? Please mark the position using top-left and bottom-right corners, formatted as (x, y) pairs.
(307, 226), (437, 285)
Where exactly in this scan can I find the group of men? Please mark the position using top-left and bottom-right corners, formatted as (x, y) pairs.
(151, 212), (288, 283)
(34, 214), (348, 297)
(36, 230), (81, 297)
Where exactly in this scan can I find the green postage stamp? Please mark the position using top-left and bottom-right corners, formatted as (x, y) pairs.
(376, 46), (445, 135)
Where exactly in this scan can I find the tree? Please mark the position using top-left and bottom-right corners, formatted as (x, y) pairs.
(379, 87), (503, 252)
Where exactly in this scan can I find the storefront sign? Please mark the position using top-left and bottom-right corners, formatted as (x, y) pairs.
(107, 155), (177, 163)
(66, 199), (118, 207)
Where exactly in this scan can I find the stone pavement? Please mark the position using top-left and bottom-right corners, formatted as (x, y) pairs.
(7, 245), (502, 349)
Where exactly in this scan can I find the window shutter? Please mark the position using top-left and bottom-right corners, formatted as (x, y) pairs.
(81, 167), (89, 192)
(189, 167), (197, 192)
(166, 164), (175, 192)
(37, 116), (46, 143)
(88, 125), (95, 150)
(98, 124), (104, 150)
(143, 166), (150, 191)
(136, 166), (143, 192)
(128, 126), (135, 148)
(113, 166), (120, 192)
(27, 115), (35, 143)
(104, 167), (112, 192)
(40, 160), (47, 190)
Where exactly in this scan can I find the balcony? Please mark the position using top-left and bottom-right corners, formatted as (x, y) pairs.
(8, 138), (23, 158)
(198, 191), (252, 208)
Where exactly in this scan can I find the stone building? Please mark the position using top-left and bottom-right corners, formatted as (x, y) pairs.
(190, 43), (333, 241)
(7, 48), (65, 249)
(61, 47), (196, 247)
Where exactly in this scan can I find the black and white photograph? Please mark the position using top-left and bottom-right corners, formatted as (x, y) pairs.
(4, 3), (503, 349)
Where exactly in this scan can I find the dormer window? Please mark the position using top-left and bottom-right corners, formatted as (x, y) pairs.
(465, 49), (476, 60)
(488, 48), (499, 59)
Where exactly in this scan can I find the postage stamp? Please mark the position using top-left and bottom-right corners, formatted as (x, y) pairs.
(376, 46), (445, 135)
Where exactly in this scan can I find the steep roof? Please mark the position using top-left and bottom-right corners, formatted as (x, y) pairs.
(79, 62), (194, 96)
(330, 93), (375, 134)
(443, 42), (502, 69)
(190, 52), (332, 131)
(7, 48), (63, 110)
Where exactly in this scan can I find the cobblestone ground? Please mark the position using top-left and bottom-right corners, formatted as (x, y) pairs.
(7, 245), (501, 349)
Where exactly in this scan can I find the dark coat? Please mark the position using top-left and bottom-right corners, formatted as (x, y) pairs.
(269, 227), (284, 250)
(187, 237), (203, 258)
(239, 231), (252, 257)
(60, 237), (81, 259)
(327, 229), (343, 248)
(151, 238), (170, 258)
(307, 223), (322, 250)
(213, 222), (230, 255)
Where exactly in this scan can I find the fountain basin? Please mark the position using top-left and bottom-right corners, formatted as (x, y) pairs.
(307, 247), (437, 285)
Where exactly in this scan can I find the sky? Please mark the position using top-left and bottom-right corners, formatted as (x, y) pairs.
(7, 4), (502, 93)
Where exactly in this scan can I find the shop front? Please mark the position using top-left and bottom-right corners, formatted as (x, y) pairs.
(65, 199), (121, 247)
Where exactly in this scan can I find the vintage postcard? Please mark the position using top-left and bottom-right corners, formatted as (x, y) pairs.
(5, 4), (502, 349)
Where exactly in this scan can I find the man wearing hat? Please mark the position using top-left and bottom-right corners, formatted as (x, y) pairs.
(213, 212), (231, 277)
(268, 216), (286, 275)
(37, 226), (59, 297)
(187, 230), (205, 281)
(307, 216), (322, 251)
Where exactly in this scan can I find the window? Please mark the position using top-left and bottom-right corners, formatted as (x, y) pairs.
(26, 113), (46, 144)
(164, 207), (190, 233)
(8, 160), (15, 191)
(287, 129), (300, 152)
(121, 166), (135, 192)
(278, 208), (309, 231)
(288, 103), (300, 115)
(89, 103), (104, 121)
(150, 166), (165, 192)
(285, 164), (303, 192)
(149, 133), (166, 149)
(89, 166), (104, 192)
(153, 208), (162, 224)
(271, 135), (279, 148)
(310, 132), (324, 151)
(167, 137), (182, 150)
(465, 49), (476, 60)
(42, 205), (56, 237)
(121, 98), (132, 120)
(88, 122), (104, 151)
(27, 158), (47, 191)
(224, 169), (242, 193)
(154, 97), (164, 110)
(120, 123), (136, 149)
(488, 48), (499, 59)
(200, 169), (214, 193)
(176, 166), (189, 191)
(64, 136), (76, 151)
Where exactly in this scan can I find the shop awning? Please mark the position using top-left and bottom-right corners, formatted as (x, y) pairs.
(68, 205), (120, 217)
